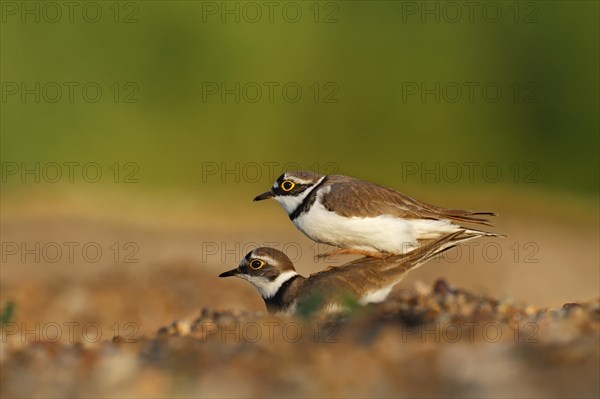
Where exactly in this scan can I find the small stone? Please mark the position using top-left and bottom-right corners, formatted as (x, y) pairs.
(172, 320), (191, 336)
(156, 326), (170, 336)
(112, 335), (125, 344)
(414, 280), (431, 296)
(562, 303), (583, 312)
(433, 278), (452, 295)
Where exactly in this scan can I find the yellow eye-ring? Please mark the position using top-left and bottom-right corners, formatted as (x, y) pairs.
(249, 259), (264, 270)
(281, 180), (295, 191)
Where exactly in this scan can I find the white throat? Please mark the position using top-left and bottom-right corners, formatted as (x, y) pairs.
(274, 176), (326, 215)
(239, 270), (298, 299)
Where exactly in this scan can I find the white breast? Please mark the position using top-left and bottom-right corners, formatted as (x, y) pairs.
(293, 190), (460, 254)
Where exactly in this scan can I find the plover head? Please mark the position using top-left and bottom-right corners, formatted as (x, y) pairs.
(219, 247), (298, 299)
(253, 171), (325, 215)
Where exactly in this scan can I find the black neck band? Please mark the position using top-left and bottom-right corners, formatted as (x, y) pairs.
(264, 274), (301, 312)
(290, 176), (329, 220)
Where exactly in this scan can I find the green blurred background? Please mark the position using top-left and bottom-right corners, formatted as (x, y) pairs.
(1, 0), (598, 198)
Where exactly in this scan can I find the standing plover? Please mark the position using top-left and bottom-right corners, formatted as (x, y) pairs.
(254, 171), (502, 257)
(219, 231), (474, 315)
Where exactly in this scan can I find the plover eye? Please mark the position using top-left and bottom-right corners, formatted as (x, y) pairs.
(249, 259), (264, 270)
(281, 180), (295, 192)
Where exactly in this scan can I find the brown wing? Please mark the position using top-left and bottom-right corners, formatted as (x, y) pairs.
(321, 175), (496, 226)
(300, 231), (477, 301)
(299, 262), (389, 301)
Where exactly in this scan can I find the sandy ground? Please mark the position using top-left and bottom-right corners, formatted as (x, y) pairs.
(1, 189), (599, 397)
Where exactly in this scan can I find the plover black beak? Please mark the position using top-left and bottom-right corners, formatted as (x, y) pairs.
(253, 191), (274, 201)
(218, 268), (239, 278)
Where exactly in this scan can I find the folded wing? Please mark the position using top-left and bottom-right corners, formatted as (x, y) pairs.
(321, 176), (496, 227)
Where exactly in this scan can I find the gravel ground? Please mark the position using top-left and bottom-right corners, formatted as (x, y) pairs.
(2, 279), (598, 398)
